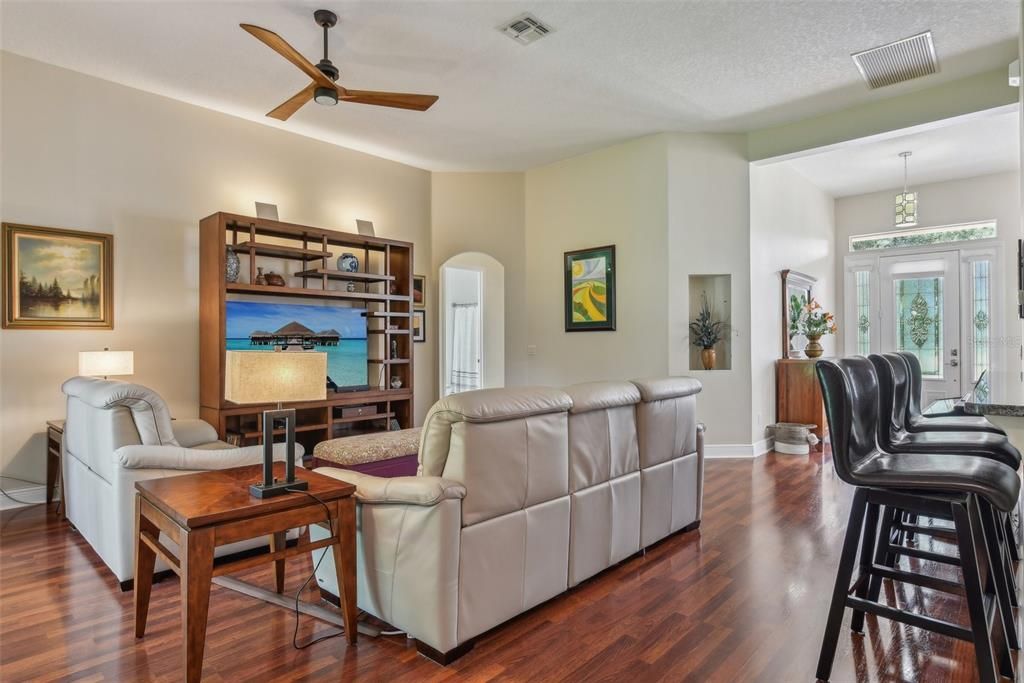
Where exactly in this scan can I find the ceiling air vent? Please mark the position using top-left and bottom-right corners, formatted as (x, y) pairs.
(499, 13), (553, 45)
(852, 31), (938, 89)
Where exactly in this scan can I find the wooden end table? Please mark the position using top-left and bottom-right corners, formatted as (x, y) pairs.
(133, 463), (357, 683)
(46, 420), (65, 516)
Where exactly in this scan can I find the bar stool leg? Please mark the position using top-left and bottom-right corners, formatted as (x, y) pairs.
(851, 502), (880, 633)
(867, 505), (898, 603)
(816, 488), (869, 682)
(978, 499), (1020, 651)
(953, 497), (1001, 683)
(995, 512), (1020, 607)
(1004, 513), (1020, 563)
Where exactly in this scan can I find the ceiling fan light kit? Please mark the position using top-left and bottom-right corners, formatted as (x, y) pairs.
(241, 9), (438, 121)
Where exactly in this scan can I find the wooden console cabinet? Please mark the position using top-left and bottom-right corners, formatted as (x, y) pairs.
(776, 359), (828, 452)
(199, 212), (414, 455)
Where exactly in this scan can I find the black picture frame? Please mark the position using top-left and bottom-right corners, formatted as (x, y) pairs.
(564, 245), (616, 332)
(412, 309), (426, 342)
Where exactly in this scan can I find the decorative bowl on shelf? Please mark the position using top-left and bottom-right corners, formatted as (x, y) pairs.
(338, 252), (360, 273)
(264, 271), (286, 287)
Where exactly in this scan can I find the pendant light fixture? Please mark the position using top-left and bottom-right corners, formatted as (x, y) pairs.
(895, 151), (917, 227)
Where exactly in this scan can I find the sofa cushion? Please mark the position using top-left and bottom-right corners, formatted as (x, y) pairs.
(630, 377), (702, 402)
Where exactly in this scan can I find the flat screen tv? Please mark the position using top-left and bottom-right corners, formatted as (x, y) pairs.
(225, 301), (368, 391)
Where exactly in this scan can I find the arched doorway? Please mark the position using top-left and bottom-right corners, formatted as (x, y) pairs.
(438, 252), (505, 396)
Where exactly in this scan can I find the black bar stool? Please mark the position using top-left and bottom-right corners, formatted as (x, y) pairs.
(899, 352), (1006, 435)
(815, 357), (1020, 683)
(877, 353), (1022, 566)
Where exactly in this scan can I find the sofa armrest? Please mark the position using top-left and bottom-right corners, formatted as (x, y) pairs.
(314, 467), (465, 506)
(115, 441), (304, 470)
(170, 419), (219, 448)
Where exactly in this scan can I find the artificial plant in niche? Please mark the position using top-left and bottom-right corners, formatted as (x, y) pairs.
(689, 291), (727, 369)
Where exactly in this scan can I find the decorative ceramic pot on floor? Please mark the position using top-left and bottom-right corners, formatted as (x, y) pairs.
(804, 334), (824, 358)
(338, 252), (359, 273)
(701, 347), (716, 370)
(225, 246), (240, 283)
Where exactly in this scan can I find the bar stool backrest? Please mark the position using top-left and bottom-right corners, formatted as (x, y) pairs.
(898, 351), (925, 422)
(815, 357), (883, 487)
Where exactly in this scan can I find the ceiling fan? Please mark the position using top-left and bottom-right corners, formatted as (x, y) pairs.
(240, 9), (438, 122)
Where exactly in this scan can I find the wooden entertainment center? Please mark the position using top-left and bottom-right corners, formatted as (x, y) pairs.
(199, 212), (414, 455)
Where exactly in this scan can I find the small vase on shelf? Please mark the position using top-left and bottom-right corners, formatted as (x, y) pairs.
(804, 334), (824, 359)
(225, 246), (240, 283)
(701, 347), (716, 370)
(254, 267), (267, 286)
(390, 376), (403, 390)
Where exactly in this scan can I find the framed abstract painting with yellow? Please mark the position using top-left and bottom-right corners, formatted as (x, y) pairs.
(564, 244), (615, 332)
(2, 223), (114, 329)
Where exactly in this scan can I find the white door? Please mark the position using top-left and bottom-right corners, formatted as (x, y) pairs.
(441, 266), (483, 396)
(879, 250), (962, 403)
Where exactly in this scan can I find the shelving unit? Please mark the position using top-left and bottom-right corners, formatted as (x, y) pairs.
(199, 212), (415, 454)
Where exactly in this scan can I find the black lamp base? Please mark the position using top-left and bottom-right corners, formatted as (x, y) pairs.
(249, 478), (308, 499)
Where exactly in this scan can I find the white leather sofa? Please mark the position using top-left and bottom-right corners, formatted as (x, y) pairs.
(61, 377), (302, 588)
(310, 377), (702, 662)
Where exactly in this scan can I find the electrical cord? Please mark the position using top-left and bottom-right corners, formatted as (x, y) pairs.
(285, 486), (348, 649)
(0, 476), (48, 506)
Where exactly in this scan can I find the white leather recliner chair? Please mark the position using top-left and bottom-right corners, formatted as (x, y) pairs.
(311, 377), (703, 663)
(61, 377), (302, 588)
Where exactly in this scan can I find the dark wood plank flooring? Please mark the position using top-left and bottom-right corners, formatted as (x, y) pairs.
(1, 451), (1017, 681)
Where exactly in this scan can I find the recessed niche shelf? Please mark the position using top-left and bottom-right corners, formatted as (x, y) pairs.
(688, 274), (732, 371)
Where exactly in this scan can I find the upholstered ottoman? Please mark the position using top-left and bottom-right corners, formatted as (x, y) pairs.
(312, 428), (421, 477)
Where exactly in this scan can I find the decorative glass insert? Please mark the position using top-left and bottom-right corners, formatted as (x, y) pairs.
(895, 191), (917, 227)
(850, 221), (997, 252)
(971, 260), (991, 382)
(895, 276), (943, 378)
(855, 270), (871, 355)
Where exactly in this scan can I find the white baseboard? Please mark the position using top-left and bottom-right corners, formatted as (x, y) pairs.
(705, 439), (773, 459)
(0, 484), (47, 510)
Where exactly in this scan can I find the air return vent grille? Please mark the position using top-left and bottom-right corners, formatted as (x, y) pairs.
(852, 31), (938, 89)
(499, 13), (553, 45)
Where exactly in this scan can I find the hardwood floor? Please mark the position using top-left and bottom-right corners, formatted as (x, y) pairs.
(1, 451), (1016, 681)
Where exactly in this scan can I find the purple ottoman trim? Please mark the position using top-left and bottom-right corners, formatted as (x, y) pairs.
(345, 453), (419, 478)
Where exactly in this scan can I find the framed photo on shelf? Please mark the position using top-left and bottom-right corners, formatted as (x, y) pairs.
(412, 274), (426, 308)
(2, 222), (113, 329)
(412, 310), (426, 342)
(564, 244), (615, 332)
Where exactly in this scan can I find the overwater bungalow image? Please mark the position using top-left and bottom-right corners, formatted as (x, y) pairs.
(249, 321), (341, 349)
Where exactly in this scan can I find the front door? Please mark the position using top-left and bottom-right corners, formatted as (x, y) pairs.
(879, 250), (962, 403)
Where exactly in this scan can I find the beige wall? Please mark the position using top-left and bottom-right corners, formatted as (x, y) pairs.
(430, 172), (527, 384)
(835, 170), (1021, 373)
(524, 135), (669, 386)
(749, 163), (836, 444)
(666, 133), (753, 447)
(0, 53), (434, 486)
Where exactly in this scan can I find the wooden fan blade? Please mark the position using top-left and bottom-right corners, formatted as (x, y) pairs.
(240, 24), (336, 90)
(267, 84), (316, 121)
(339, 89), (438, 111)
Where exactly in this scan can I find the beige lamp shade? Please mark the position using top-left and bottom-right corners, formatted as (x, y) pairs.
(224, 350), (327, 404)
(79, 350), (134, 377)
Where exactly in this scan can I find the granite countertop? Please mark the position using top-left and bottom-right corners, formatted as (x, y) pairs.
(962, 371), (1024, 417)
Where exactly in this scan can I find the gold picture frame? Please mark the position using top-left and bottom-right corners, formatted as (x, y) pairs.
(412, 274), (426, 309)
(2, 222), (114, 329)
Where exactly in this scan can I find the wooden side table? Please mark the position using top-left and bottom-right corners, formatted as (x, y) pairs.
(133, 463), (357, 683)
(45, 420), (65, 516)
(776, 359), (828, 452)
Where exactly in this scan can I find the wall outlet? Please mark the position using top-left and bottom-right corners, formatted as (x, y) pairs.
(527, 344), (537, 356)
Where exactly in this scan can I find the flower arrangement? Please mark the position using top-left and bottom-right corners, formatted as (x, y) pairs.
(797, 298), (838, 338)
(689, 292), (727, 349)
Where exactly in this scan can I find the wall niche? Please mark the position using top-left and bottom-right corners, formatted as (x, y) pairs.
(688, 274), (731, 371)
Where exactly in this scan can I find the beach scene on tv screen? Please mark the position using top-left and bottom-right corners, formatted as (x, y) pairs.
(226, 301), (368, 389)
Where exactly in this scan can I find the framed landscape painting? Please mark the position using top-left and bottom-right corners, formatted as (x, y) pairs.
(412, 274), (426, 308)
(564, 244), (615, 332)
(3, 223), (113, 329)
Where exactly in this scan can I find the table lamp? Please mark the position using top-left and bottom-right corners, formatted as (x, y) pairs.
(79, 348), (134, 379)
(224, 350), (326, 498)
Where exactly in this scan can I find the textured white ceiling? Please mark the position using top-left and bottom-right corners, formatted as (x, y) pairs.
(1, 1), (1019, 171)
(785, 109), (1020, 197)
